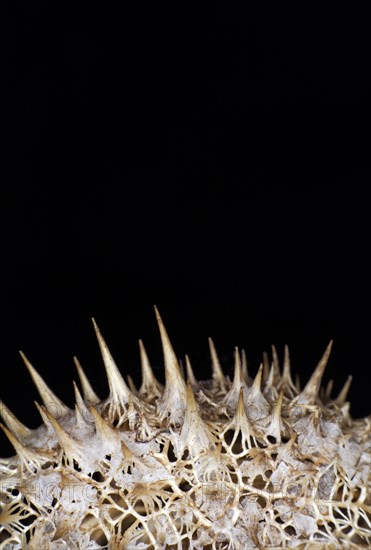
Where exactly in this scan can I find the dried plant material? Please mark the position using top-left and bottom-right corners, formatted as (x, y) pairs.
(0, 309), (370, 548)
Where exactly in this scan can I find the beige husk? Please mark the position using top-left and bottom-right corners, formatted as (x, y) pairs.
(0, 308), (370, 548)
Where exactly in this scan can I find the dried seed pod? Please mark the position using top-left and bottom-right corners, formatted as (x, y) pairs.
(0, 310), (370, 549)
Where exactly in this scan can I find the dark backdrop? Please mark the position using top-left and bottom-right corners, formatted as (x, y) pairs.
(2, 5), (369, 456)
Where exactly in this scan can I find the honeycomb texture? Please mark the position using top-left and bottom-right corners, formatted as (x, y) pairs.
(0, 309), (370, 549)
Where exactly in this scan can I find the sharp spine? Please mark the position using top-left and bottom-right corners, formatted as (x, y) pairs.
(0, 400), (32, 440)
(154, 306), (187, 424)
(178, 380), (213, 457)
(241, 348), (250, 384)
(185, 355), (198, 388)
(92, 318), (139, 416)
(139, 339), (163, 397)
(251, 364), (263, 396)
(334, 375), (352, 407)
(41, 406), (83, 460)
(73, 381), (92, 424)
(20, 351), (70, 417)
(267, 389), (284, 443)
(224, 347), (244, 412)
(280, 345), (298, 396)
(208, 337), (227, 391)
(0, 423), (43, 471)
(271, 344), (281, 382)
(224, 389), (258, 450)
(74, 356), (100, 403)
(297, 341), (333, 404)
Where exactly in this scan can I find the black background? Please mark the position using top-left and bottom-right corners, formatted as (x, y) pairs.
(2, 5), (369, 456)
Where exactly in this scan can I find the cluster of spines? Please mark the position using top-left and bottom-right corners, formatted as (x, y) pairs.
(3, 308), (369, 550)
(1, 308), (354, 459)
(0, 308), (355, 472)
